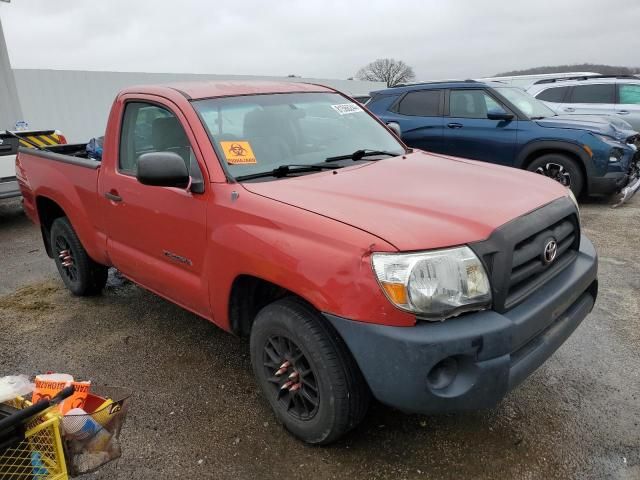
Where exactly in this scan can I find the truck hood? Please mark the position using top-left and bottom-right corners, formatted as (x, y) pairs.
(241, 151), (567, 251)
(535, 115), (635, 141)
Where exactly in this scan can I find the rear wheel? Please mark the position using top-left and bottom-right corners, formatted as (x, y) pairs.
(50, 217), (108, 296)
(250, 297), (370, 445)
(526, 153), (584, 197)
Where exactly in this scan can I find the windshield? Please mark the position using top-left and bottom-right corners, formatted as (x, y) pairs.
(494, 87), (557, 119)
(193, 92), (405, 179)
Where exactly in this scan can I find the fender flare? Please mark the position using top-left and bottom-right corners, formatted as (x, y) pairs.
(515, 140), (594, 177)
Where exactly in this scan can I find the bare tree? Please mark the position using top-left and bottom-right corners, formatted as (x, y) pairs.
(356, 59), (416, 87)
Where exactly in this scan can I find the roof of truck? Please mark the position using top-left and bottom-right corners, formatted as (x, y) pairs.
(120, 81), (334, 100)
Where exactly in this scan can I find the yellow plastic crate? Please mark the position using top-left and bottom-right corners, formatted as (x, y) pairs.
(0, 398), (68, 480)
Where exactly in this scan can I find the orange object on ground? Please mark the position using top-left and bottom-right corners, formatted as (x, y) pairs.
(32, 377), (91, 414)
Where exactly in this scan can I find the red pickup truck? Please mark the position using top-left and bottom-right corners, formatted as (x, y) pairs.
(16, 81), (598, 444)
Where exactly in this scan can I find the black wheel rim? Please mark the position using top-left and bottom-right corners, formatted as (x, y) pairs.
(54, 235), (78, 282)
(535, 162), (571, 187)
(262, 335), (319, 420)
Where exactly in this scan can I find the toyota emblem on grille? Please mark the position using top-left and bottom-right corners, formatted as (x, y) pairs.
(543, 239), (558, 265)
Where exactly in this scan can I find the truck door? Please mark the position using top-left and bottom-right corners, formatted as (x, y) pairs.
(443, 89), (518, 165)
(100, 98), (210, 317)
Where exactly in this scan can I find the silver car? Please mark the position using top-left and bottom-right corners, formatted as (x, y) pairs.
(527, 75), (640, 130)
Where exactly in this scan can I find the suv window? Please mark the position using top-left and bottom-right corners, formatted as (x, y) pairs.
(449, 90), (506, 119)
(618, 84), (640, 104)
(568, 84), (615, 104)
(119, 102), (194, 175)
(535, 86), (570, 103)
(396, 90), (441, 116)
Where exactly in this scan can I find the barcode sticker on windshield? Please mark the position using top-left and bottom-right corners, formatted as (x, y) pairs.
(331, 103), (363, 115)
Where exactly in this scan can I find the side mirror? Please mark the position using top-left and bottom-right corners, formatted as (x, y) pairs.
(386, 122), (402, 137)
(136, 152), (190, 189)
(487, 110), (514, 121)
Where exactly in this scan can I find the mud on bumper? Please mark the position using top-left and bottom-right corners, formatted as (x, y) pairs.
(325, 236), (598, 415)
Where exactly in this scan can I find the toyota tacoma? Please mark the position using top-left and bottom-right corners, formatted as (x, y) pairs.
(16, 81), (598, 444)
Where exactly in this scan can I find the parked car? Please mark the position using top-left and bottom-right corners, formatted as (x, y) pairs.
(0, 130), (67, 201)
(366, 80), (639, 200)
(17, 81), (597, 444)
(527, 75), (640, 130)
(477, 71), (600, 89)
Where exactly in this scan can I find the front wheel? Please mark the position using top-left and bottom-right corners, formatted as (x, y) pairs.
(526, 153), (584, 197)
(250, 298), (370, 445)
(50, 217), (108, 296)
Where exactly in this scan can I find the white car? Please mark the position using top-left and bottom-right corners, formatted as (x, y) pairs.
(527, 75), (640, 131)
(0, 132), (20, 200)
(0, 130), (67, 201)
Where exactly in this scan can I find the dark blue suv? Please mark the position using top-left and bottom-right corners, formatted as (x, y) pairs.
(367, 80), (639, 198)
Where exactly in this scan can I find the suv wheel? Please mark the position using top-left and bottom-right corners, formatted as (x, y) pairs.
(527, 153), (584, 197)
(250, 297), (370, 445)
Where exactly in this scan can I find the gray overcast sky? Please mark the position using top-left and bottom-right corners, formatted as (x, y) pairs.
(1, 0), (639, 80)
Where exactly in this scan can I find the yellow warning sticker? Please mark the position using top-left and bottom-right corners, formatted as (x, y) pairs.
(220, 141), (257, 165)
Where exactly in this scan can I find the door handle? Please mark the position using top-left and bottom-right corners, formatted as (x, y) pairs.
(563, 107), (575, 112)
(617, 110), (630, 115)
(104, 191), (122, 203)
(447, 122), (463, 129)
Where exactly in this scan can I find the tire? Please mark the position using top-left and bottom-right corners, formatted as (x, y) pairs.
(250, 297), (370, 445)
(526, 153), (584, 197)
(50, 217), (108, 296)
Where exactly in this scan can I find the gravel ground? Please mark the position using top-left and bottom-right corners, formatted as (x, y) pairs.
(0, 195), (638, 480)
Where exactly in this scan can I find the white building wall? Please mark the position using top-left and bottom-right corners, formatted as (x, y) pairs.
(0, 18), (22, 130)
(13, 69), (384, 142)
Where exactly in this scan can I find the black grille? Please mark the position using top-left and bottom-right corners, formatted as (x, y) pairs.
(505, 216), (579, 308)
(469, 197), (580, 313)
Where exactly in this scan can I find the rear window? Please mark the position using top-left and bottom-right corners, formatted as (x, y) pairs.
(535, 86), (570, 103)
(396, 90), (441, 116)
(568, 84), (615, 104)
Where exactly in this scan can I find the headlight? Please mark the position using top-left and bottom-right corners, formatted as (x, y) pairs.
(371, 246), (491, 321)
(592, 133), (621, 145)
(567, 189), (580, 224)
(567, 189), (579, 210)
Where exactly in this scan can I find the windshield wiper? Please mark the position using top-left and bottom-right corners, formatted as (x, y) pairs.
(325, 149), (402, 162)
(235, 164), (341, 181)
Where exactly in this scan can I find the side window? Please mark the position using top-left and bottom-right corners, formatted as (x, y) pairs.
(449, 90), (505, 119)
(119, 102), (194, 175)
(396, 90), (441, 116)
(568, 84), (615, 104)
(535, 86), (570, 103)
(618, 84), (640, 105)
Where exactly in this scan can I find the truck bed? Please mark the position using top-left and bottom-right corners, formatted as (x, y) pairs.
(17, 144), (100, 167)
(16, 145), (106, 264)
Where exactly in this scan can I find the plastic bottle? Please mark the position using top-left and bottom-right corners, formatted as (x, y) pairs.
(63, 408), (112, 452)
(63, 408), (101, 440)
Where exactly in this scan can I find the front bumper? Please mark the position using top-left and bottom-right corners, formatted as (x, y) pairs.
(325, 235), (598, 414)
(589, 148), (640, 202)
(613, 151), (640, 207)
(0, 178), (21, 200)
